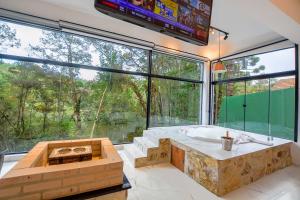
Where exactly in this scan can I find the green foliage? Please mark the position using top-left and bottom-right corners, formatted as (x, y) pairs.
(0, 61), (148, 152)
(0, 22), (20, 52)
(0, 21), (202, 153)
(126, 127), (144, 143)
(152, 53), (201, 80)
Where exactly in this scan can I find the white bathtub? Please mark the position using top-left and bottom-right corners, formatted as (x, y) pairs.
(181, 126), (241, 143)
(149, 125), (274, 145)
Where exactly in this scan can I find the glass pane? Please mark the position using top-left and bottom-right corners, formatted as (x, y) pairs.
(214, 48), (295, 81)
(150, 78), (201, 127)
(270, 76), (295, 140)
(92, 38), (148, 72)
(0, 59), (146, 153)
(0, 20), (69, 62)
(245, 79), (269, 135)
(213, 83), (227, 127)
(226, 81), (245, 130)
(253, 48), (295, 74)
(0, 20), (148, 72)
(152, 52), (203, 81)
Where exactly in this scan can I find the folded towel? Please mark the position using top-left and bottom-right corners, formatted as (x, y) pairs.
(235, 134), (273, 146)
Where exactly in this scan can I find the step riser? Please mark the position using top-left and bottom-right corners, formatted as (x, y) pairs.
(124, 130), (171, 168)
(143, 132), (160, 146)
(134, 139), (148, 154)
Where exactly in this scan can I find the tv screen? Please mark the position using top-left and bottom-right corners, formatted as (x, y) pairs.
(94, 0), (213, 45)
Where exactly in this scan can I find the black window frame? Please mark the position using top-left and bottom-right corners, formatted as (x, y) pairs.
(209, 43), (299, 142)
(0, 19), (205, 154)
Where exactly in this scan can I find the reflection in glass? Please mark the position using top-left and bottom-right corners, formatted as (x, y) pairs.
(150, 78), (201, 127)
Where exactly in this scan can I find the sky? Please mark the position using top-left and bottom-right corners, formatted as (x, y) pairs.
(1, 21), (296, 80)
(3, 22), (100, 81)
(255, 48), (295, 74)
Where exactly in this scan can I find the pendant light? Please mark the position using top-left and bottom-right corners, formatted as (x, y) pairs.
(214, 31), (226, 73)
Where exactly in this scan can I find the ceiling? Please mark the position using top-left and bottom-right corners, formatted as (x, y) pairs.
(0, 0), (298, 60)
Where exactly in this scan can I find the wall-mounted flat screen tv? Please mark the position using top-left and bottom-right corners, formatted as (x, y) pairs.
(94, 0), (213, 45)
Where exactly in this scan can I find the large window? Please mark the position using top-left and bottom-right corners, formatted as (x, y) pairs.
(212, 48), (297, 140)
(150, 78), (201, 127)
(150, 53), (203, 127)
(0, 20), (204, 153)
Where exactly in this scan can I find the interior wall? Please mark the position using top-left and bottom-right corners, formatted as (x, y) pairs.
(233, 0), (300, 45)
(271, 0), (300, 26)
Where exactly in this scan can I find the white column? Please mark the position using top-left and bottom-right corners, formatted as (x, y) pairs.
(201, 61), (210, 125)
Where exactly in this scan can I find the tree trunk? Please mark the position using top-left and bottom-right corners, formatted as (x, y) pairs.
(67, 41), (82, 130)
(214, 85), (223, 124)
(56, 72), (62, 124)
(43, 112), (47, 133)
(90, 85), (108, 138)
(17, 87), (24, 135)
(17, 87), (28, 137)
(227, 82), (234, 96)
(72, 93), (82, 129)
(126, 78), (147, 116)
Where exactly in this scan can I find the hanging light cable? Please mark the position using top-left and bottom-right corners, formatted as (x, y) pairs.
(214, 30), (226, 73)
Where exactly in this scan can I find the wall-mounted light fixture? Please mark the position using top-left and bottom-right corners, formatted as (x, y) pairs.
(224, 34), (228, 40)
(210, 26), (229, 41)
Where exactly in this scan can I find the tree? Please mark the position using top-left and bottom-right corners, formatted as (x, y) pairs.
(0, 22), (20, 52)
(9, 62), (41, 136)
(30, 31), (92, 130)
(225, 56), (266, 95)
(150, 54), (200, 125)
(92, 41), (148, 114)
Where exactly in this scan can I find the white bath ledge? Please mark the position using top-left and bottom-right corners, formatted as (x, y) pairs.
(146, 125), (293, 160)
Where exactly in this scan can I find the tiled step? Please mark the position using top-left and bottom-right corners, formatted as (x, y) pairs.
(133, 137), (158, 155)
(123, 144), (146, 166)
(142, 130), (160, 146)
(123, 129), (171, 168)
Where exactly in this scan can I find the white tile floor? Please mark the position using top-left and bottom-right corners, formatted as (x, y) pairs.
(1, 152), (300, 200)
(119, 151), (300, 200)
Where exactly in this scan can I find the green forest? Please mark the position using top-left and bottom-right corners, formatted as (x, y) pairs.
(0, 21), (201, 153)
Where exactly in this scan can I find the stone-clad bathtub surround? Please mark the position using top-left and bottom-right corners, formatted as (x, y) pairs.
(0, 138), (123, 200)
(185, 142), (292, 196)
(124, 125), (293, 196)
